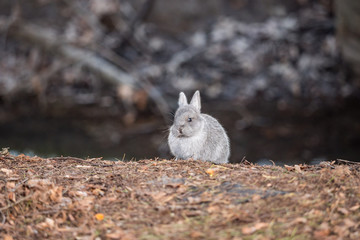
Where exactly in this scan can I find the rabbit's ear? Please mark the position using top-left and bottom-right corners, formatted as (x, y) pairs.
(178, 92), (188, 106)
(190, 90), (201, 111)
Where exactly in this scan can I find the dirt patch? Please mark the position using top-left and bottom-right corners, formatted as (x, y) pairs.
(0, 152), (359, 239)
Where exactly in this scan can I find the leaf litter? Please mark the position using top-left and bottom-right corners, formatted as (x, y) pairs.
(0, 152), (359, 239)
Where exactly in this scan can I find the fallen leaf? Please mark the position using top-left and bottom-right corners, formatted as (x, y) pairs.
(343, 218), (356, 228)
(68, 191), (88, 197)
(75, 165), (92, 168)
(95, 213), (104, 221)
(49, 186), (63, 202)
(106, 229), (135, 240)
(284, 165), (294, 171)
(1, 168), (13, 175)
(350, 205), (360, 211)
(0, 147), (10, 156)
(6, 182), (16, 189)
(241, 222), (269, 235)
(338, 208), (349, 215)
(37, 218), (55, 230)
(150, 192), (174, 204)
(251, 194), (261, 201)
(314, 229), (330, 239)
(289, 217), (307, 225)
(92, 188), (105, 196)
(27, 179), (52, 188)
(3, 235), (13, 240)
(333, 225), (349, 238)
(190, 231), (205, 238)
(207, 205), (220, 213)
(206, 168), (215, 177)
(262, 174), (278, 179)
(294, 165), (302, 173)
(8, 192), (16, 202)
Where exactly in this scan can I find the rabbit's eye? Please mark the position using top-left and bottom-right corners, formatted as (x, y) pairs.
(187, 117), (192, 122)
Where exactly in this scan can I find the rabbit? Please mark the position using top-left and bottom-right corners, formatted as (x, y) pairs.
(168, 90), (230, 164)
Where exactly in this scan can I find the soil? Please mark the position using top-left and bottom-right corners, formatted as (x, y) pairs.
(0, 152), (359, 239)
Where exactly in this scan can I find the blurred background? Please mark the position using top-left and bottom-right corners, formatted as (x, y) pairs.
(0, 0), (359, 165)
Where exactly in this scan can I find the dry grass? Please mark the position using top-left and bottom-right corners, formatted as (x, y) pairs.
(0, 153), (359, 239)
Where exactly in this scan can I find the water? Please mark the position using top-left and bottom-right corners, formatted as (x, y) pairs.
(1, 100), (359, 165)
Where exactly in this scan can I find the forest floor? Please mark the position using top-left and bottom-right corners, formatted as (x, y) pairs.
(0, 151), (359, 240)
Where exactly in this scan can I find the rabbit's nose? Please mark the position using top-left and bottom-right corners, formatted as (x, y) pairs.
(178, 128), (183, 134)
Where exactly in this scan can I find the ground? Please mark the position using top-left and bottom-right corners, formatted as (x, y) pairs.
(0, 152), (359, 240)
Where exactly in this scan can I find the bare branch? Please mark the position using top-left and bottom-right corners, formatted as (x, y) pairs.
(0, 16), (170, 119)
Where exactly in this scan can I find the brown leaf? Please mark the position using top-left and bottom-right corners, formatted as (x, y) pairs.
(314, 229), (330, 239)
(3, 235), (13, 240)
(334, 166), (351, 177)
(6, 182), (16, 189)
(338, 208), (349, 215)
(106, 229), (135, 240)
(343, 218), (356, 228)
(294, 165), (302, 173)
(92, 188), (105, 196)
(8, 192), (16, 202)
(241, 222), (269, 235)
(262, 174), (278, 179)
(0, 147), (10, 156)
(207, 205), (220, 213)
(284, 165), (294, 171)
(289, 217), (307, 225)
(333, 225), (349, 238)
(190, 231), (205, 238)
(150, 192), (174, 204)
(27, 179), (52, 189)
(49, 186), (63, 202)
(251, 194), (261, 201)
(37, 218), (55, 230)
(1, 168), (13, 175)
(95, 213), (104, 221)
(350, 205), (360, 211)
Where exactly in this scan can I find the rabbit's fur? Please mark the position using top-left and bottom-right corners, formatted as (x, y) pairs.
(168, 91), (230, 164)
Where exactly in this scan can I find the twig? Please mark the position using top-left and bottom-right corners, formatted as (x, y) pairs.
(47, 157), (102, 162)
(0, 193), (34, 211)
(47, 156), (85, 162)
(9, 177), (29, 192)
(0, 209), (5, 226)
(240, 156), (248, 164)
(335, 159), (360, 165)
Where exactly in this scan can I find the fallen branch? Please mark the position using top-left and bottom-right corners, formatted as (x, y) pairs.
(0, 17), (136, 87)
(47, 156), (102, 162)
(335, 159), (360, 165)
(0, 17), (169, 118)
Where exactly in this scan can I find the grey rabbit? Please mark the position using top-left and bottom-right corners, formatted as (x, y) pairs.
(168, 90), (230, 164)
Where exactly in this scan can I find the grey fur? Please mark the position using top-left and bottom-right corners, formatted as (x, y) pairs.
(168, 90), (230, 164)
